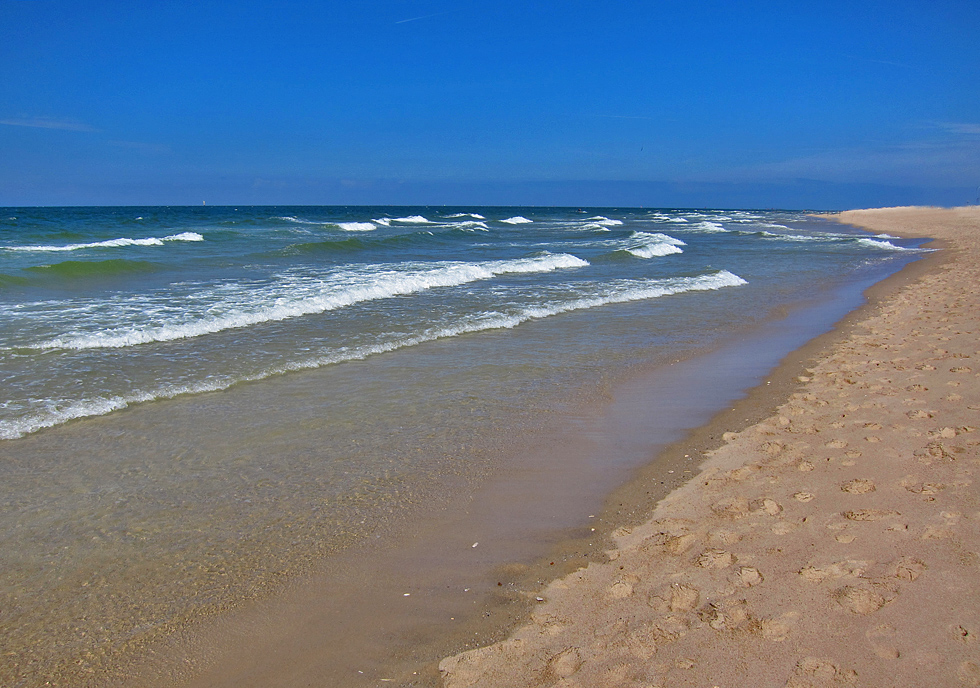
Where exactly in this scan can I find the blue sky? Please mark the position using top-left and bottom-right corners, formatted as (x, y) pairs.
(1, 0), (978, 208)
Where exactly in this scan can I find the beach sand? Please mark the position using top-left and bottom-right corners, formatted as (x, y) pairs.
(439, 206), (980, 688)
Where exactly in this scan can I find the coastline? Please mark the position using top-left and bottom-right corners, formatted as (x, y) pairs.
(0, 208), (956, 687)
(439, 206), (980, 687)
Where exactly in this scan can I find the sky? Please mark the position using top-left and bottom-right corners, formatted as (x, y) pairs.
(1, 0), (978, 209)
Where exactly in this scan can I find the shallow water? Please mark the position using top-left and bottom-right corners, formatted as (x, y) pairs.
(0, 207), (925, 684)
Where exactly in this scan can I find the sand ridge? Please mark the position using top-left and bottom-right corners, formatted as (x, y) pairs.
(439, 206), (980, 688)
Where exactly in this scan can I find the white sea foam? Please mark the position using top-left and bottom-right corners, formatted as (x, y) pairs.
(450, 221), (489, 230)
(373, 218), (392, 226)
(3, 232), (204, 252)
(34, 253), (590, 351)
(628, 244), (684, 258)
(751, 230), (837, 243)
(445, 213), (486, 220)
(587, 216), (624, 226)
(625, 232), (686, 258)
(392, 215), (430, 223)
(500, 216), (532, 224)
(693, 221), (728, 233)
(630, 231), (686, 246)
(275, 216), (325, 225)
(1, 270), (746, 439)
(491, 253), (588, 274)
(856, 237), (915, 251)
(336, 222), (376, 232)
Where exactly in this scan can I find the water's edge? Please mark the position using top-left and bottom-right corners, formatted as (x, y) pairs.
(106, 229), (937, 688)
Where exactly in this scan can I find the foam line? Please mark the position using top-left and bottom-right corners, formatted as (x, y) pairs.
(34, 253), (591, 350)
(3, 232), (204, 252)
(1, 270), (746, 439)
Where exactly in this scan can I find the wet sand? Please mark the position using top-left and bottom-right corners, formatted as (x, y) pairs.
(2, 209), (948, 687)
(101, 266), (891, 688)
(439, 206), (980, 687)
(57, 215), (922, 688)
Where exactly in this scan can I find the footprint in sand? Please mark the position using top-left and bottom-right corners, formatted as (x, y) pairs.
(865, 623), (901, 659)
(843, 509), (900, 521)
(958, 661), (980, 687)
(833, 585), (888, 614)
(662, 533), (699, 555)
(751, 498), (783, 515)
(900, 476), (946, 495)
(887, 556), (927, 581)
(641, 531), (699, 556)
(760, 611), (800, 642)
(786, 657), (857, 687)
(608, 578), (636, 599)
(669, 584), (701, 612)
(708, 528), (742, 546)
(799, 560), (869, 583)
(734, 566), (764, 587)
(545, 647), (583, 679)
(840, 479), (876, 494)
(921, 525), (955, 540)
(761, 440), (786, 456)
(711, 496), (751, 519)
(697, 549), (736, 569)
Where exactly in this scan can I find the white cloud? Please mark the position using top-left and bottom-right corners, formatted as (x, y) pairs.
(107, 140), (171, 154)
(936, 122), (980, 135)
(0, 116), (99, 132)
(721, 136), (980, 187)
(394, 11), (451, 24)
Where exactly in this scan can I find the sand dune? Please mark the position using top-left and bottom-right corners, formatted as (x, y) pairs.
(439, 206), (980, 687)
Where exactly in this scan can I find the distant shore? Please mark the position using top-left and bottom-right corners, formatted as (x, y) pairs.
(440, 206), (980, 687)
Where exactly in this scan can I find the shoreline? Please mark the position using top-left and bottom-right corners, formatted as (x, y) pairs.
(0, 209), (947, 687)
(439, 206), (980, 687)
(107, 261), (895, 688)
(73, 213), (921, 688)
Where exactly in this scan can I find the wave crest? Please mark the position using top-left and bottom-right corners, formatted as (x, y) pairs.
(34, 253), (590, 351)
(2, 269), (746, 439)
(4, 232), (204, 252)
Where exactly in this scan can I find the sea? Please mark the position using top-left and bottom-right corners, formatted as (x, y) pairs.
(0, 206), (927, 685)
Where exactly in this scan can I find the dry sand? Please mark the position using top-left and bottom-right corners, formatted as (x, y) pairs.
(439, 206), (980, 688)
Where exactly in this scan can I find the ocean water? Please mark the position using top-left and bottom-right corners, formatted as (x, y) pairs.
(0, 206), (925, 684)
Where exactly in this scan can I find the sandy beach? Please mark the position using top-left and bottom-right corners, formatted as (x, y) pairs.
(439, 206), (980, 687)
